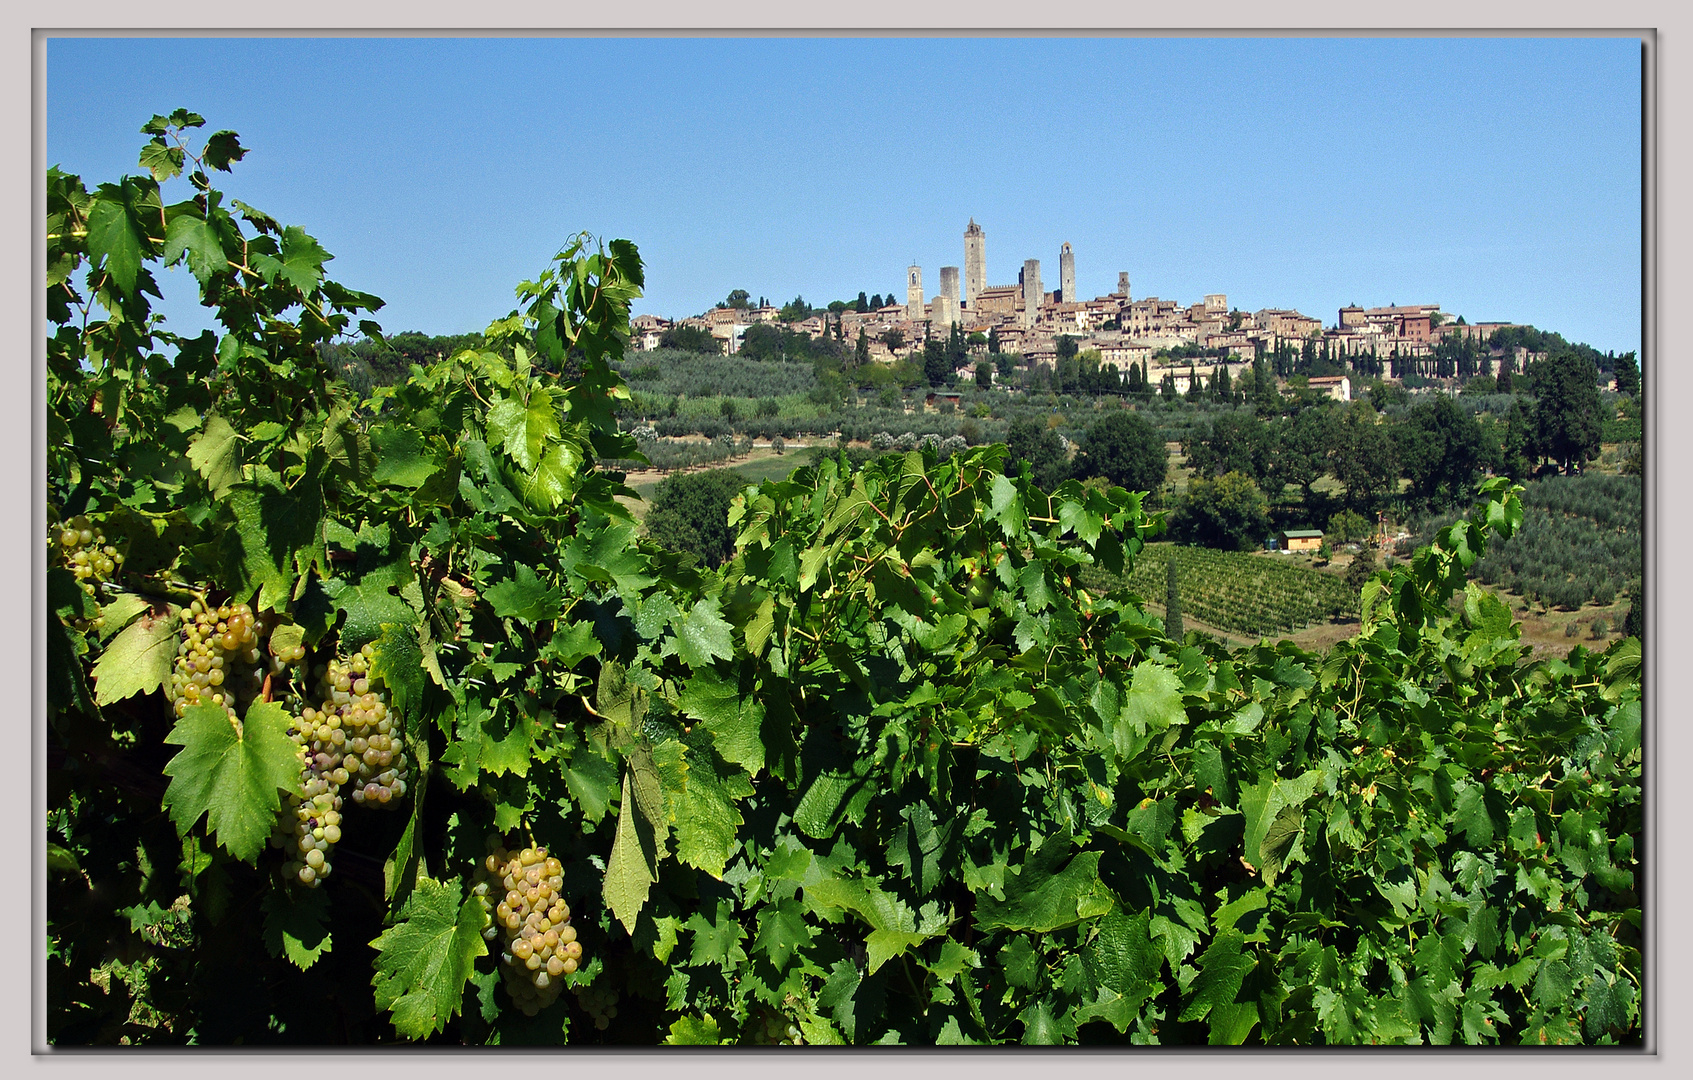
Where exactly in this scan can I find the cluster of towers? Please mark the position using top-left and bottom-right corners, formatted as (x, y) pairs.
(907, 221), (1116, 331)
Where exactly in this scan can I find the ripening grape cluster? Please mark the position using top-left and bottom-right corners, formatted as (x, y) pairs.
(747, 1006), (803, 1045)
(472, 844), (583, 1017)
(52, 514), (123, 629)
(573, 982), (619, 1031)
(168, 600), (272, 722)
(272, 644), (408, 888)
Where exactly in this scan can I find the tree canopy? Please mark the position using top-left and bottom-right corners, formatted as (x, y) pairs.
(1072, 410), (1168, 496)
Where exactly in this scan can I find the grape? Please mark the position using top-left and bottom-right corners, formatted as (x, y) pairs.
(50, 513), (124, 630)
(745, 1000), (806, 1045)
(473, 841), (580, 1016)
(573, 981), (619, 1031)
(167, 600), (267, 724)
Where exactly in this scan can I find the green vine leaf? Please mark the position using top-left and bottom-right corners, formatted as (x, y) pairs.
(603, 770), (657, 934)
(369, 875), (489, 1040)
(186, 414), (241, 500)
(261, 886), (333, 970)
(90, 609), (179, 706)
(161, 701), (302, 862)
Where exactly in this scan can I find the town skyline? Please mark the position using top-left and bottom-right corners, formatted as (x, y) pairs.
(46, 36), (1642, 353)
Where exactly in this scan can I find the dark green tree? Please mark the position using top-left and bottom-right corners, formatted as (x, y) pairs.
(720, 288), (752, 310)
(1170, 471), (1272, 551)
(1275, 404), (1340, 505)
(855, 291), (869, 313)
(1331, 401), (1398, 510)
(1073, 411), (1168, 495)
(880, 328), (905, 354)
(1615, 351), (1639, 397)
(1005, 417), (1070, 490)
(975, 362), (992, 389)
(1343, 545), (1379, 594)
(923, 338), (951, 387)
(1183, 409), (1271, 484)
(1165, 554), (1184, 642)
(1397, 393), (1484, 508)
(658, 324), (723, 354)
(1532, 351), (1604, 473)
(641, 468), (749, 568)
(987, 326), (1000, 354)
(855, 328), (870, 367)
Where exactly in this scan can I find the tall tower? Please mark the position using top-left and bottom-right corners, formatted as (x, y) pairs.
(963, 219), (985, 308)
(906, 265), (924, 323)
(939, 266), (960, 305)
(1117, 272), (1131, 300)
(1059, 242), (1076, 304)
(1021, 259), (1042, 327)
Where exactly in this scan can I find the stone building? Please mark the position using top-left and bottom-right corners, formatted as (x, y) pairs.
(906, 265), (924, 323)
(939, 266), (961, 306)
(964, 219), (985, 308)
(1021, 259), (1043, 328)
(1059, 242), (1076, 304)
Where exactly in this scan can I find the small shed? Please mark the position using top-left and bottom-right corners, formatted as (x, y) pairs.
(1279, 529), (1324, 553)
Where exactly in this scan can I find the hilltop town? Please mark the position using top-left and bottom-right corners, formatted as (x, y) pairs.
(629, 218), (1550, 400)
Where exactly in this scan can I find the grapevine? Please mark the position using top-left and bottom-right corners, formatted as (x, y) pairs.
(42, 112), (1644, 1048)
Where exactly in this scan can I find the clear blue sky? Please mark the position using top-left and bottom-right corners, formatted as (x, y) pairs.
(45, 35), (1642, 354)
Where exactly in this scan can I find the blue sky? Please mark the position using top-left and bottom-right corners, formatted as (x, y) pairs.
(45, 35), (1643, 353)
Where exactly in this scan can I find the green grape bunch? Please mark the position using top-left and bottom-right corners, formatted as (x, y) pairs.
(473, 843), (583, 1017)
(51, 513), (124, 627)
(270, 643), (407, 888)
(168, 600), (271, 722)
(273, 716), (345, 887)
(572, 982), (618, 1031)
(307, 646), (409, 807)
(747, 1004), (803, 1045)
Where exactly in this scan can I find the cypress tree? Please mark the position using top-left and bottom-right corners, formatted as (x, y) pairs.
(1165, 553), (1184, 642)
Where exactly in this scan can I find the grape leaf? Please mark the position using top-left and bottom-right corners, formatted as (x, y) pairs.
(186, 414), (241, 500)
(656, 741), (750, 879)
(250, 225), (331, 293)
(161, 701), (302, 862)
(664, 1014), (722, 1045)
(563, 743), (618, 824)
(85, 196), (144, 295)
(515, 438), (584, 510)
(683, 899), (749, 970)
(973, 830), (1117, 933)
(484, 562), (563, 623)
(673, 598), (735, 669)
(90, 609), (179, 705)
(369, 875), (489, 1040)
(676, 666), (766, 777)
(261, 886), (332, 970)
(486, 387), (559, 472)
(603, 771), (657, 934)
(1178, 930), (1255, 1024)
(752, 896), (816, 969)
(1117, 661), (1185, 751)
(163, 212), (225, 285)
(370, 424), (439, 488)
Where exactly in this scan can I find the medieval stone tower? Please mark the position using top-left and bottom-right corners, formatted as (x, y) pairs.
(939, 266), (960, 306)
(963, 219), (985, 308)
(1117, 272), (1131, 300)
(1021, 259), (1042, 327)
(1059, 242), (1076, 304)
(906, 264), (924, 323)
